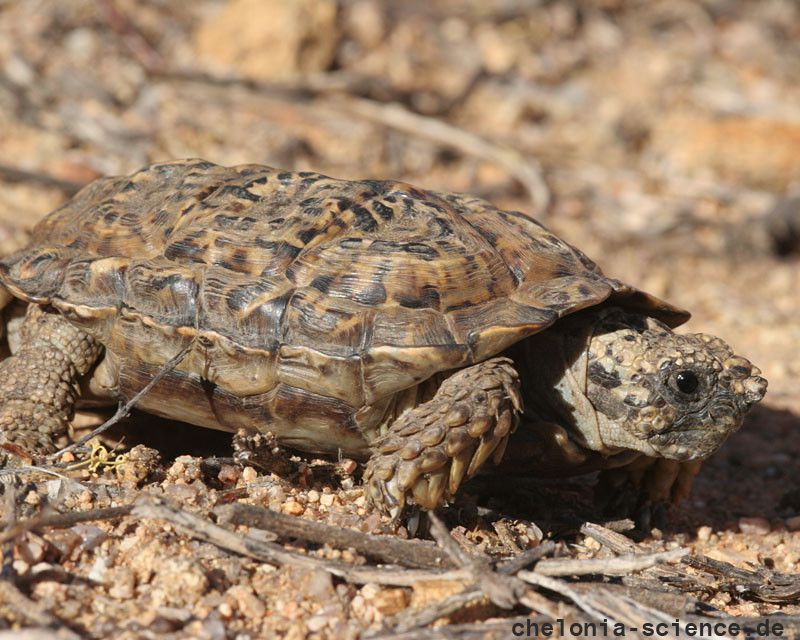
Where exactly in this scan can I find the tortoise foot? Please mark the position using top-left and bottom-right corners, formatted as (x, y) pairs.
(0, 306), (101, 459)
(363, 357), (522, 521)
(597, 457), (702, 530)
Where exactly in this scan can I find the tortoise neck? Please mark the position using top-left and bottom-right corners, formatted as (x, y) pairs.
(504, 309), (612, 455)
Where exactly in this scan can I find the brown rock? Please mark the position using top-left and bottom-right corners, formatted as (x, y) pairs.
(193, 0), (338, 81)
(738, 517), (771, 535)
(651, 113), (800, 189)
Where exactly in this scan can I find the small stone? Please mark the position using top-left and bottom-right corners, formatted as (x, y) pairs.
(371, 588), (409, 615)
(88, 555), (109, 583)
(241, 466), (258, 483)
(18, 533), (47, 564)
(117, 445), (161, 485)
(12, 560), (29, 575)
(283, 500), (304, 516)
(306, 489), (320, 503)
(226, 585), (266, 619)
(218, 602), (233, 618)
(410, 579), (468, 609)
(217, 464), (240, 484)
(360, 513), (382, 533)
(583, 537), (601, 551)
(165, 482), (200, 503)
(361, 583), (380, 600)
(78, 490), (94, 507)
(319, 493), (335, 507)
(108, 567), (136, 599)
(786, 516), (800, 532)
(301, 569), (334, 599)
(44, 528), (83, 559)
(739, 517), (771, 535)
(306, 615), (329, 632)
(650, 528), (663, 540)
(696, 525), (713, 542)
(149, 557), (209, 607)
(24, 490), (41, 506)
(59, 452), (76, 464)
(338, 458), (358, 475)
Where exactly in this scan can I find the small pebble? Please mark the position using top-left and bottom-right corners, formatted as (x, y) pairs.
(696, 525), (713, 542)
(306, 615), (329, 632)
(108, 567), (136, 599)
(227, 585), (266, 619)
(361, 583), (380, 600)
(87, 555), (110, 583)
(12, 560), (29, 575)
(785, 516), (800, 532)
(283, 500), (304, 516)
(738, 517), (771, 535)
(18, 533), (47, 564)
(78, 490), (94, 507)
(307, 490), (320, 503)
(338, 458), (358, 475)
(583, 537), (601, 551)
(241, 466), (258, 483)
(24, 490), (41, 506)
(371, 588), (410, 615)
(217, 464), (240, 484)
(319, 493), (335, 507)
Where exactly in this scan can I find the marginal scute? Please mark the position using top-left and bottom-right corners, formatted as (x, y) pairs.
(277, 344), (363, 405)
(0, 159), (689, 446)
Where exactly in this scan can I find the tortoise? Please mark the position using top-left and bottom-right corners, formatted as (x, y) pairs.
(0, 159), (767, 519)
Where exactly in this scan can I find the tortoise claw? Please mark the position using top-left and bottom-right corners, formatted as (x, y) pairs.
(363, 358), (521, 522)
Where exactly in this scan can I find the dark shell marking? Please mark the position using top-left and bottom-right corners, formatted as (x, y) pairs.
(0, 160), (688, 451)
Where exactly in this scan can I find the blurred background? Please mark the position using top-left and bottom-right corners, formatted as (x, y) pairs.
(0, 0), (798, 529)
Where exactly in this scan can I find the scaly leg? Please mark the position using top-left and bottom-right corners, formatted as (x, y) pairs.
(597, 457), (702, 529)
(0, 305), (101, 455)
(363, 357), (522, 520)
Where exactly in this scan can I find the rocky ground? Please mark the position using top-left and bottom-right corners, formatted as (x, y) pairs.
(0, 0), (799, 638)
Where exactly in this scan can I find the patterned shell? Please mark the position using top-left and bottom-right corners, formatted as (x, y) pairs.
(0, 160), (688, 450)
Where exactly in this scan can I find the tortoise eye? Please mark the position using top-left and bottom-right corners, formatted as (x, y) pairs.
(674, 370), (699, 394)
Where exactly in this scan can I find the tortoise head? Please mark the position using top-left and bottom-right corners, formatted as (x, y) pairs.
(582, 308), (767, 460)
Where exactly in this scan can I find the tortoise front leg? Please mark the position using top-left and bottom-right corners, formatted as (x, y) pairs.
(596, 457), (703, 529)
(0, 305), (102, 455)
(363, 357), (522, 520)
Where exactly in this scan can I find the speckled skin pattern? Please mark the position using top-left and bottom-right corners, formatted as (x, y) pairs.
(0, 159), (767, 517)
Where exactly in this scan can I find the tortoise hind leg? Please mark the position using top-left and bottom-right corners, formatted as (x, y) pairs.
(364, 357), (522, 520)
(0, 305), (101, 455)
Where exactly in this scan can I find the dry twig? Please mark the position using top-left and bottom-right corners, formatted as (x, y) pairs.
(0, 580), (81, 639)
(0, 164), (84, 195)
(134, 498), (470, 587)
(534, 547), (688, 577)
(216, 502), (453, 569)
(52, 342), (194, 459)
(0, 506), (133, 545)
(428, 511), (523, 610)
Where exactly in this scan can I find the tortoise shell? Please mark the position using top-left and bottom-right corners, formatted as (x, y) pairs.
(0, 160), (688, 454)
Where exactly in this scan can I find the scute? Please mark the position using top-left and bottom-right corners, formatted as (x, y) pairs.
(0, 159), (689, 428)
